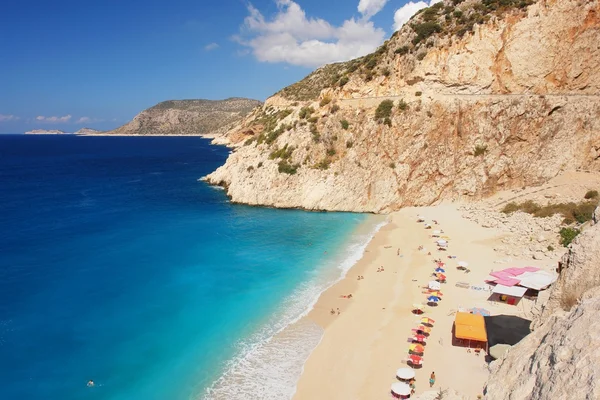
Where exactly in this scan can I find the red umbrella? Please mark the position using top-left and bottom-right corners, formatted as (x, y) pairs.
(408, 354), (422, 364)
(413, 334), (426, 342)
(437, 274), (447, 281)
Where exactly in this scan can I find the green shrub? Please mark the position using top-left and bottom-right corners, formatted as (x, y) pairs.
(307, 116), (319, 124)
(346, 140), (353, 148)
(269, 145), (295, 160)
(453, 10), (463, 18)
(384, 117), (392, 127)
(299, 107), (314, 119)
(573, 202), (596, 223)
(395, 46), (410, 55)
(339, 76), (349, 87)
(560, 227), (580, 247)
(257, 162), (263, 168)
(411, 22), (442, 44)
(547, 245), (555, 252)
(474, 145), (487, 156)
(314, 158), (331, 170)
(340, 120), (349, 130)
(584, 190), (599, 199)
(247, 165), (254, 172)
(375, 100), (394, 121)
(397, 99), (409, 111)
(319, 96), (332, 107)
(416, 52), (427, 61)
(278, 160), (299, 175)
(389, 162), (396, 169)
(415, 91), (422, 96)
(331, 104), (340, 113)
(244, 137), (256, 146)
(326, 148), (336, 157)
(382, 68), (391, 77)
(365, 57), (378, 70)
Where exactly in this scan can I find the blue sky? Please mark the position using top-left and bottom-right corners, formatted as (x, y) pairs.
(0, 0), (434, 133)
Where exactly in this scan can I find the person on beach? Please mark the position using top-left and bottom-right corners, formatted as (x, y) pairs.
(429, 372), (436, 387)
(330, 308), (335, 315)
(409, 379), (416, 395)
(337, 308), (340, 315)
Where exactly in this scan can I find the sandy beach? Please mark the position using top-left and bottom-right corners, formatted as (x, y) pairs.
(292, 203), (554, 400)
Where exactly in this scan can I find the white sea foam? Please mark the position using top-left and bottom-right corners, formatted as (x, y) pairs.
(200, 216), (388, 400)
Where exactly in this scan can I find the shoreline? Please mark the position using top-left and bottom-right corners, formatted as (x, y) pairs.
(291, 203), (556, 399)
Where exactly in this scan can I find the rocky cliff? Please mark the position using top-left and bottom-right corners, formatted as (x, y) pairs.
(106, 98), (261, 136)
(74, 127), (101, 135)
(206, 0), (600, 213)
(484, 204), (600, 400)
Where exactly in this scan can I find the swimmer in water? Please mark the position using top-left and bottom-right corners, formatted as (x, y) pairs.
(87, 380), (95, 388)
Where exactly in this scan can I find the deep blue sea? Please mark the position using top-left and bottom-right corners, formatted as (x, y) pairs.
(0, 135), (381, 400)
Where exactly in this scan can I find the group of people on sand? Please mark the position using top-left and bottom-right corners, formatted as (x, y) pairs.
(357, 275), (365, 280)
(377, 266), (385, 272)
(330, 307), (341, 315)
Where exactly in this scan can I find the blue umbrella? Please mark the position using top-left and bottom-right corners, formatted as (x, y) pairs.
(435, 267), (445, 273)
(427, 296), (440, 302)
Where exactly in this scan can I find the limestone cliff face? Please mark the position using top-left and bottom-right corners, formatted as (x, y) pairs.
(532, 203), (600, 325)
(206, 0), (600, 212)
(484, 205), (600, 399)
(106, 98), (261, 136)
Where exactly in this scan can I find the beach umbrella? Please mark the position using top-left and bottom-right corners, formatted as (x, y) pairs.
(427, 295), (440, 302)
(436, 239), (447, 245)
(470, 307), (491, 316)
(489, 344), (512, 360)
(458, 261), (469, 267)
(433, 230), (442, 235)
(409, 344), (425, 353)
(421, 317), (435, 324)
(437, 273), (447, 281)
(396, 367), (415, 380)
(408, 354), (423, 363)
(435, 267), (446, 273)
(412, 303), (425, 313)
(429, 291), (443, 297)
(428, 281), (441, 290)
(413, 334), (426, 343)
(391, 382), (412, 396)
(416, 325), (431, 333)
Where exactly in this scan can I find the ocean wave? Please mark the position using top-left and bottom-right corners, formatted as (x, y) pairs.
(200, 217), (388, 400)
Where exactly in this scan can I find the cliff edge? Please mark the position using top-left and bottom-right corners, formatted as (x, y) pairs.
(206, 0), (600, 213)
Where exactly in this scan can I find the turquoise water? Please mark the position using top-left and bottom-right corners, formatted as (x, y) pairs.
(0, 135), (379, 400)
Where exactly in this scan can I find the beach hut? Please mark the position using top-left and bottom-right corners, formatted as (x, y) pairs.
(396, 367), (415, 381)
(453, 312), (488, 350)
(391, 382), (412, 398)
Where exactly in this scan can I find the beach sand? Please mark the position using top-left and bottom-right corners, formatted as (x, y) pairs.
(292, 203), (551, 400)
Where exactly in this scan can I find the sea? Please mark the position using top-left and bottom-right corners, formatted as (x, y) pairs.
(0, 134), (384, 400)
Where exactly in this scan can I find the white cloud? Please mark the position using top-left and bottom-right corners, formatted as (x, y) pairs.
(393, 0), (442, 31)
(204, 42), (219, 51)
(0, 114), (19, 122)
(76, 117), (91, 124)
(35, 115), (72, 123)
(358, 0), (389, 19)
(236, 0), (386, 68)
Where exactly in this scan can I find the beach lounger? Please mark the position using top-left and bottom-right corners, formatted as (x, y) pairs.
(455, 282), (470, 289)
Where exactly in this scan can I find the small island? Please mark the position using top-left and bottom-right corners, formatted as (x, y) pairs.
(25, 129), (66, 135)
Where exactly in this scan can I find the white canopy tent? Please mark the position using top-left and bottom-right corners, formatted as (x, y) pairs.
(516, 270), (557, 290)
(492, 284), (527, 298)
